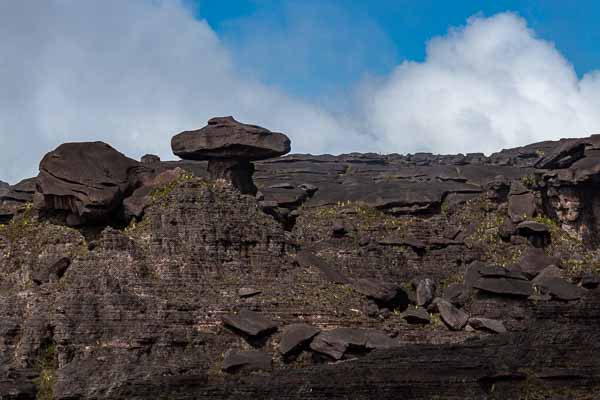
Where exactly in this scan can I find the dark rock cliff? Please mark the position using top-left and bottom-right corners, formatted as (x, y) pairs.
(0, 126), (599, 399)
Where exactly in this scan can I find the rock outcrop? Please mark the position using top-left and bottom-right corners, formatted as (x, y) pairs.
(171, 116), (291, 195)
(36, 142), (144, 225)
(0, 129), (599, 399)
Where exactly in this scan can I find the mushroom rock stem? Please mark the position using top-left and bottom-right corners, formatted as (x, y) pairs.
(207, 159), (257, 195)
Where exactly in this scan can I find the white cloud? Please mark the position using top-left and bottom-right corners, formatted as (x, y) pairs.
(0, 0), (369, 183)
(361, 12), (600, 154)
(1, 5), (600, 184)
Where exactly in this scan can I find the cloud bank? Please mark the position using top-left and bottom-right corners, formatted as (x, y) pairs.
(1, 2), (600, 183)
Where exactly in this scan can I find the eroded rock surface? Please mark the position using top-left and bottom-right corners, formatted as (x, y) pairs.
(1, 133), (600, 399)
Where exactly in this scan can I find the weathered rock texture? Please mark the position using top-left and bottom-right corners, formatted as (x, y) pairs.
(1, 132), (600, 399)
(171, 116), (291, 195)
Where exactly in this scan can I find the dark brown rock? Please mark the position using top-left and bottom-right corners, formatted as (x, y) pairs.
(171, 116), (291, 161)
(222, 310), (278, 337)
(222, 350), (272, 373)
(436, 299), (469, 330)
(351, 278), (402, 304)
(468, 317), (507, 334)
(534, 277), (585, 301)
(518, 247), (561, 278)
(37, 142), (142, 224)
(474, 277), (533, 297)
(279, 323), (320, 356)
(415, 278), (436, 306)
(401, 308), (431, 324)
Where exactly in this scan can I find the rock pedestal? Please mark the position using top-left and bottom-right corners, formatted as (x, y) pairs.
(207, 159), (257, 195)
(171, 116), (291, 195)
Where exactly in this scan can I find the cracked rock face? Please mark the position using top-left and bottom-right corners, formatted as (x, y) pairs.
(2, 133), (600, 399)
(36, 142), (143, 225)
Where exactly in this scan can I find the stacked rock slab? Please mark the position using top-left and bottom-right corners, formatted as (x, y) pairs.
(171, 116), (291, 195)
(37, 142), (144, 225)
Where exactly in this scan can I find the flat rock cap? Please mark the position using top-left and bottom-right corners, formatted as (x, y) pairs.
(171, 116), (291, 161)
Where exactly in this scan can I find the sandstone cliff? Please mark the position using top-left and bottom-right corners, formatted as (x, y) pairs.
(0, 119), (599, 399)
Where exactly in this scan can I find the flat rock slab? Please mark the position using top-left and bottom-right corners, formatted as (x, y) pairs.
(437, 299), (469, 330)
(402, 308), (431, 324)
(474, 277), (533, 297)
(222, 310), (278, 337)
(478, 265), (528, 281)
(468, 317), (507, 334)
(309, 328), (397, 360)
(518, 247), (561, 278)
(222, 350), (272, 373)
(171, 116), (291, 161)
(534, 277), (585, 301)
(443, 283), (468, 306)
(238, 287), (262, 298)
(279, 323), (320, 356)
(352, 278), (401, 304)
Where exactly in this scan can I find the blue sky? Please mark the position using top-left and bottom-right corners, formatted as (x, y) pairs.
(3, 1), (600, 183)
(191, 0), (600, 99)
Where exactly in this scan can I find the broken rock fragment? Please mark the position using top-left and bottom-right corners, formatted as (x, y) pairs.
(222, 310), (278, 337)
(436, 299), (469, 331)
(279, 323), (320, 356)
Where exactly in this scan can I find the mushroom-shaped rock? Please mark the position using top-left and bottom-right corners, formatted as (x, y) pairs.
(171, 117), (291, 195)
(221, 309), (278, 337)
(279, 323), (320, 356)
(37, 142), (143, 225)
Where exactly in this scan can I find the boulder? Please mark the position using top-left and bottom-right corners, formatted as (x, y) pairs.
(436, 299), (469, 330)
(535, 139), (586, 169)
(401, 308), (431, 324)
(508, 192), (536, 223)
(309, 328), (397, 360)
(531, 266), (563, 286)
(222, 350), (272, 373)
(516, 221), (551, 247)
(279, 323), (320, 356)
(473, 277), (533, 297)
(351, 278), (402, 305)
(37, 142), (142, 225)
(518, 247), (561, 278)
(415, 278), (436, 306)
(222, 310), (278, 337)
(443, 283), (468, 306)
(468, 317), (507, 334)
(533, 277), (585, 301)
(310, 328), (366, 360)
